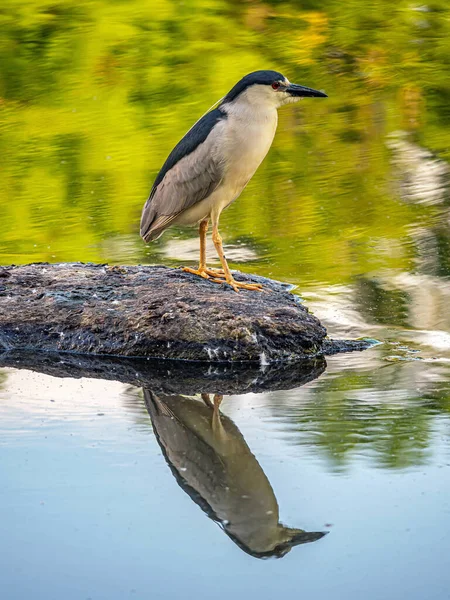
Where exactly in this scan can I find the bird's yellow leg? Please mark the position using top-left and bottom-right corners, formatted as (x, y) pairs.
(212, 394), (227, 440)
(211, 225), (262, 292)
(182, 220), (225, 279)
(201, 393), (213, 408)
(199, 219), (208, 271)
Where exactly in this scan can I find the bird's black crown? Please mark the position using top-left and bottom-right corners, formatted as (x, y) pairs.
(222, 70), (285, 104)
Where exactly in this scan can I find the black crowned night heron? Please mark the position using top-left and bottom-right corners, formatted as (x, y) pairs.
(144, 389), (326, 558)
(140, 70), (327, 292)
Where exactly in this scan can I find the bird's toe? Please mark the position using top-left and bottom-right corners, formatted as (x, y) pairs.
(182, 266), (210, 279)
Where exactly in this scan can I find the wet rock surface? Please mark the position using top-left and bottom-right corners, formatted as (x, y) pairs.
(0, 263), (371, 362)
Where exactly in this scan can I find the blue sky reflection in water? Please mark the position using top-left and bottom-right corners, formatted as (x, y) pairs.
(2, 0), (450, 596)
(1, 350), (450, 599)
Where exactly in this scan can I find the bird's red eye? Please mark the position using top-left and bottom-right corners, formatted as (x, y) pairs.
(272, 81), (280, 90)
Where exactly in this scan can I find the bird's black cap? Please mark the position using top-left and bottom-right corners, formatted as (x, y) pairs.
(221, 70), (327, 103)
(222, 70), (285, 104)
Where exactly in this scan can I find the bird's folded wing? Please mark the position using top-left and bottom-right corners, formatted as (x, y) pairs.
(140, 113), (225, 242)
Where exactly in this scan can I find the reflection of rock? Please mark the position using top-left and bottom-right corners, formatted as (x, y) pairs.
(0, 350), (326, 395)
(144, 390), (326, 558)
(163, 238), (259, 263)
(387, 130), (449, 205)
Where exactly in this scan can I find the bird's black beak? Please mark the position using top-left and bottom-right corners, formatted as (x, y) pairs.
(285, 83), (327, 98)
(289, 530), (328, 546)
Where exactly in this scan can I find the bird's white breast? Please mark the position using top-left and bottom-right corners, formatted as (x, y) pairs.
(218, 106), (278, 201)
(173, 103), (278, 227)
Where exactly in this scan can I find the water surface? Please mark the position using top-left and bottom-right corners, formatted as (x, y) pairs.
(1, 350), (450, 599)
(2, 0), (450, 597)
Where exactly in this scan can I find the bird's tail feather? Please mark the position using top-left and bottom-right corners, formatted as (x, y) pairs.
(143, 389), (176, 418)
(140, 207), (175, 243)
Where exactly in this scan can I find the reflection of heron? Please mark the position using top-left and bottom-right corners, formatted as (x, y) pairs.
(144, 390), (326, 558)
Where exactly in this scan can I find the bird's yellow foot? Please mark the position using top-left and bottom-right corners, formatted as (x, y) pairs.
(203, 268), (226, 278)
(182, 266), (262, 292)
(210, 277), (263, 293)
(182, 266), (226, 279)
(182, 266), (210, 279)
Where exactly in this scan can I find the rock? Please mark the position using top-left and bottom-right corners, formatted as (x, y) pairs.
(0, 262), (372, 363)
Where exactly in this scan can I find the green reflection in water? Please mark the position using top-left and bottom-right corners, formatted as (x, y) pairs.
(1, 0), (450, 287)
(271, 354), (450, 471)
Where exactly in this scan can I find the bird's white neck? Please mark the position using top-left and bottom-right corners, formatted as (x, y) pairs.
(222, 88), (279, 126)
(215, 95), (279, 200)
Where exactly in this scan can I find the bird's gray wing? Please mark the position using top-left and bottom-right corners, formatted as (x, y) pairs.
(143, 390), (228, 510)
(140, 109), (226, 242)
